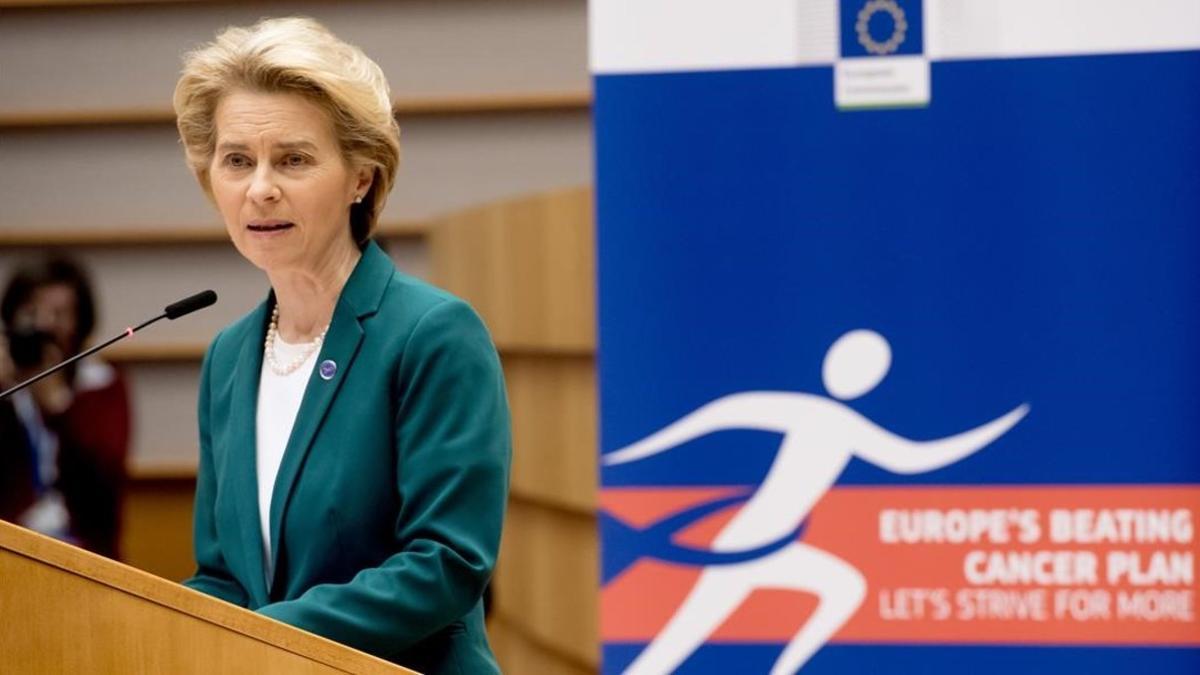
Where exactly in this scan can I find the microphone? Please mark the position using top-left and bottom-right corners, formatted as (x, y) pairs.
(0, 290), (218, 401)
(165, 289), (217, 320)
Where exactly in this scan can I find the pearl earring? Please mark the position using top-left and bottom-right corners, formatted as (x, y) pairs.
(354, 195), (364, 204)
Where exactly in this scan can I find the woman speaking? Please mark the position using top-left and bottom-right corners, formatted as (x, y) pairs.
(173, 18), (510, 673)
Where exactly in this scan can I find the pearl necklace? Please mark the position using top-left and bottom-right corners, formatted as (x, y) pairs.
(264, 305), (329, 376)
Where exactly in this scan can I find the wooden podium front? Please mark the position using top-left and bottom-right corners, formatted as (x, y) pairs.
(0, 520), (414, 674)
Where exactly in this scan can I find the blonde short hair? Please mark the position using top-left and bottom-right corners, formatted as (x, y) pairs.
(174, 17), (401, 244)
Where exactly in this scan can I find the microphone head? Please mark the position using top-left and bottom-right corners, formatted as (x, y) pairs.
(165, 290), (218, 320)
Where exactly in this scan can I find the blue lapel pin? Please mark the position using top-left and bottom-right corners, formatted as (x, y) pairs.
(319, 359), (337, 381)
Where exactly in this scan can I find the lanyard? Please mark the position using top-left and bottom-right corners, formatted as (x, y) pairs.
(10, 390), (58, 495)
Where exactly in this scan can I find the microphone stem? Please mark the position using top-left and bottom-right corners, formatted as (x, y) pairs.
(0, 312), (167, 401)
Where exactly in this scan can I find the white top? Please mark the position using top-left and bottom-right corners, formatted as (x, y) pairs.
(255, 335), (318, 586)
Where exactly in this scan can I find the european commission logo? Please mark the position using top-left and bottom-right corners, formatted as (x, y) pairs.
(841, 0), (923, 57)
(835, 0), (929, 109)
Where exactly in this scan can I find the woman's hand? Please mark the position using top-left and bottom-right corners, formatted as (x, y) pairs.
(20, 343), (73, 416)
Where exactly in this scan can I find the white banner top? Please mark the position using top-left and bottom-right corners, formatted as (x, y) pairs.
(590, 0), (1200, 74)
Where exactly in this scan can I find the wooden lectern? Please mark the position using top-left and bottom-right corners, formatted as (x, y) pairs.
(0, 519), (415, 674)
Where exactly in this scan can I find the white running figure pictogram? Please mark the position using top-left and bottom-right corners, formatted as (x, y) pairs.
(604, 329), (1029, 674)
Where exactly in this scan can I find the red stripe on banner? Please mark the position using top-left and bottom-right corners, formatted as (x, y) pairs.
(601, 485), (1200, 645)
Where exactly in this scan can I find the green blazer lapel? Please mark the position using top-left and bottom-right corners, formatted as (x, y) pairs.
(266, 242), (393, 593)
(227, 299), (272, 606)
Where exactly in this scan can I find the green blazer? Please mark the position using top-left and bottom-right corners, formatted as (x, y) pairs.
(184, 241), (511, 674)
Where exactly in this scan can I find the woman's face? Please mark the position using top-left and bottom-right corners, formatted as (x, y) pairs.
(16, 282), (77, 353)
(209, 89), (370, 274)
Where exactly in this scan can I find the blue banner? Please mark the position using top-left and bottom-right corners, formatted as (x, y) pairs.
(593, 3), (1200, 673)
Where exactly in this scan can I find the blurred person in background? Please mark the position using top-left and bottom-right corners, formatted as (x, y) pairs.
(174, 17), (510, 673)
(0, 256), (131, 559)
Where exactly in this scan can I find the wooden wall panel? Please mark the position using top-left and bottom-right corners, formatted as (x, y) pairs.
(503, 353), (597, 513)
(430, 187), (595, 352)
(121, 476), (195, 582)
(494, 498), (598, 668)
(489, 616), (595, 675)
